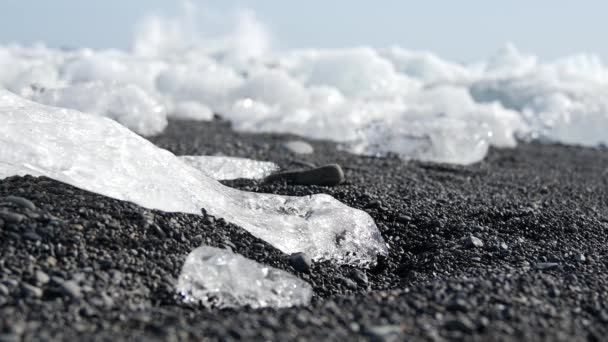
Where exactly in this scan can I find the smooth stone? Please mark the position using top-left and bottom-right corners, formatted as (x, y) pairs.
(350, 269), (369, 285)
(535, 262), (559, 270)
(60, 280), (82, 298)
(21, 283), (43, 298)
(0, 333), (19, 342)
(35, 271), (50, 285)
(444, 317), (475, 333)
(0, 211), (26, 225)
(282, 140), (314, 155)
(3, 196), (36, 210)
(22, 231), (41, 241)
(0, 284), (9, 296)
(464, 236), (484, 249)
(289, 252), (312, 273)
(396, 214), (411, 223)
(363, 325), (403, 342)
(341, 277), (358, 290)
(265, 164), (344, 186)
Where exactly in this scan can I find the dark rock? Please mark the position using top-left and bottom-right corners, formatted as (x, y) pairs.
(350, 269), (369, 285)
(447, 298), (470, 312)
(363, 325), (403, 342)
(22, 231), (41, 241)
(203, 215), (215, 225)
(289, 252), (311, 273)
(3, 196), (36, 210)
(340, 277), (358, 290)
(264, 164), (344, 186)
(60, 280), (82, 299)
(535, 262), (559, 270)
(0, 333), (19, 342)
(444, 316), (475, 333)
(365, 200), (383, 209)
(396, 214), (411, 223)
(21, 283), (42, 298)
(370, 255), (388, 275)
(0, 211), (26, 225)
(464, 236), (484, 249)
(0, 283), (9, 296)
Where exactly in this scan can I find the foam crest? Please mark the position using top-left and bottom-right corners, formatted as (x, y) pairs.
(0, 3), (607, 164)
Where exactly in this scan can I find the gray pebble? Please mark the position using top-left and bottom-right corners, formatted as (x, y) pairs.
(60, 280), (82, 299)
(447, 298), (470, 312)
(23, 231), (41, 241)
(21, 283), (43, 298)
(4, 196), (36, 210)
(464, 236), (484, 249)
(35, 271), (50, 285)
(396, 214), (411, 223)
(282, 140), (314, 155)
(363, 325), (403, 342)
(289, 252), (311, 273)
(0, 333), (19, 342)
(0, 211), (26, 225)
(350, 269), (368, 285)
(444, 316), (475, 333)
(341, 277), (358, 290)
(535, 262), (559, 270)
(575, 254), (586, 262)
(0, 283), (9, 296)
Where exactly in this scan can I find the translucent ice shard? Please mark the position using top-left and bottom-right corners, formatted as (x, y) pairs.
(177, 246), (312, 308)
(179, 155), (279, 180)
(0, 90), (387, 265)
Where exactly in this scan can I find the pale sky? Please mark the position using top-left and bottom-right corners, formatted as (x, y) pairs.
(2, 0), (606, 62)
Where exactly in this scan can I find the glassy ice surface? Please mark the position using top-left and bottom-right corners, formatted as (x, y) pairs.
(179, 156), (279, 180)
(177, 246), (312, 308)
(0, 90), (388, 265)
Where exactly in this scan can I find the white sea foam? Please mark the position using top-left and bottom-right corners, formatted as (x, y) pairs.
(0, 5), (607, 163)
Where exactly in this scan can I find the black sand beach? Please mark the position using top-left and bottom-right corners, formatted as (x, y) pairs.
(1, 119), (607, 341)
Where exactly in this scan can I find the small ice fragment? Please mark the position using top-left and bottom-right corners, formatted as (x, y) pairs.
(179, 155), (279, 180)
(282, 140), (314, 154)
(177, 246), (312, 308)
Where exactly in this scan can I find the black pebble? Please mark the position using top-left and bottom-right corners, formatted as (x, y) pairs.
(289, 252), (312, 273)
(264, 164), (344, 186)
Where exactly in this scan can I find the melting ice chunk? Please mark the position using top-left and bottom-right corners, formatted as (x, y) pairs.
(0, 90), (387, 265)
(177, 246), (312, 308)
(179, 155), (279, 180)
